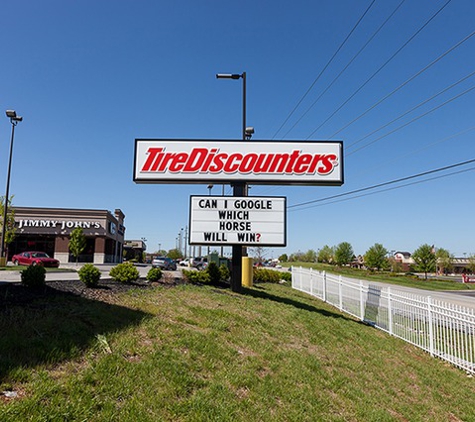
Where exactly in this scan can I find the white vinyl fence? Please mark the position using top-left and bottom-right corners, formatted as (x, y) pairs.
(291, 267), (475, 374)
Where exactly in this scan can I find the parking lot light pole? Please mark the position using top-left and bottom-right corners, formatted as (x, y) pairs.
(1, 110), (23, 265)
(216, 72), (248, 292)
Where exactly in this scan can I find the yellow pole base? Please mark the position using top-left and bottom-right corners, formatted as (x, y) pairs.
(242, 257), (254, 287)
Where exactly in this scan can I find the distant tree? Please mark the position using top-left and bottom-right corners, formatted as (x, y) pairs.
(334, 242), (354, 266)
(249, 246), (267, 266)
(318, 245), (334, 264)
(364, 243), (388, 271)
(278, 253), (288, 262)
(167, 248), (181, 260)
(412, 244), (436, 280)
(69, 227), (87, 263)
(304, 249), (317, 263)
(0, 195), (17, 258)
(467, 254), (475, 274)
(435, 248), (453, 275)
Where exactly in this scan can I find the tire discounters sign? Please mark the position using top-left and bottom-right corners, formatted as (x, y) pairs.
(134, 139), (343, 186)
(189, 196), (286, 246)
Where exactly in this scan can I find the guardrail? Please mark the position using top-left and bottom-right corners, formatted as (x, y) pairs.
(291, 267), (475, 374)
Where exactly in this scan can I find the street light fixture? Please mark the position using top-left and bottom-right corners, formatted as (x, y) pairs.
(1, 110), (23, 265)
(216, 72), (252, 292)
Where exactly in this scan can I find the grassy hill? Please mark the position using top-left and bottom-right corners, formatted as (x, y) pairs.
(1, 281), (474, 421)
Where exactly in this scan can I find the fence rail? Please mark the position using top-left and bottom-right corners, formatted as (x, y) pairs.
(291, 267), (475, 374)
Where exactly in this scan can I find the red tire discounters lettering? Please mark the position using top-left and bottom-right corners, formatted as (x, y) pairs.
(141, 147), (338, 175)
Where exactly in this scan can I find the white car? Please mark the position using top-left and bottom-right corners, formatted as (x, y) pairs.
(179, 258), (190, 266)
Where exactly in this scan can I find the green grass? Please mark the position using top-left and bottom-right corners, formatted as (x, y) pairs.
(1, 282), (475, 421)
(285, 261), (475, 291)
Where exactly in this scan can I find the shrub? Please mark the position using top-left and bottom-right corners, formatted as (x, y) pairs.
(21, 265), (46, 288)
(109, 262), (140, 284)
(207, 262), (221, 285)
(219, 264), (230, 282)
(253, 268), (282, 284)
(280, 271), (291, 282)
(182, 269), (211, 284)
(146, 267), (162, 282)
(78, 264), (101, 287)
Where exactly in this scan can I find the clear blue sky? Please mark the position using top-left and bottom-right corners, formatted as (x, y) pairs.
(1, 0), (474, 258)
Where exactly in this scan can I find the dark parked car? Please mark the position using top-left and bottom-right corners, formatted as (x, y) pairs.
(152, 256), (177, 270)
(11, 251), (60, 267)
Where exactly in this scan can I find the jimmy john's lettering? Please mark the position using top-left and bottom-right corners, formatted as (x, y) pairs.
(18, 220), (101, 230)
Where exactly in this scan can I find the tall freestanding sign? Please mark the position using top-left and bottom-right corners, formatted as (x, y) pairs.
(134, 139), (344, 291)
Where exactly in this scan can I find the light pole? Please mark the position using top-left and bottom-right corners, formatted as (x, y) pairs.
(1, 110), (22, 265)
(216, 72), (252, 292)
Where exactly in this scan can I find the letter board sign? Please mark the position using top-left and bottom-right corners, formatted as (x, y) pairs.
(134, 139), (343, 186)
(189, 196), (286, 246)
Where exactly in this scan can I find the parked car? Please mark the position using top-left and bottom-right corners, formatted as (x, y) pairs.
(11, 251), (60, 267)
(192, 257), (208, 270)
(179, 258), (190, 266)
(152, 256), (177, 270)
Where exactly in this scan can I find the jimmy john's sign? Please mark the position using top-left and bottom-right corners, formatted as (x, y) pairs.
(189, 196), (286, 246)
(134, 139), (343, 185)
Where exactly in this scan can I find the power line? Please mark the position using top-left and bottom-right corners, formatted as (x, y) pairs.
(332, 29), (475, 141)
(305, 0), (453, 139)
(288, 157), (475, 209)
(271, 0), (377, 139)
(344, 70), (475, 152)
(280, 0), (407, 140)
(347, 83), (475, 156)
(289, 166), (475, 212)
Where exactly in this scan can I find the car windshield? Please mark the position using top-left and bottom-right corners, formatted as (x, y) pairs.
(32, 252), (49, 258)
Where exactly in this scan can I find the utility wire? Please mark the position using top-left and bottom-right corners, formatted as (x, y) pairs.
(289, 166), (475, 211)
(344, 70), (475, 152)
(347, 83), (475, 156)
(280, 0), (407, 140)
(333, 29), (475, 141)
(271, 0), (377, 139)
(288, 157), (475, 209)
(305, 0), (453, 139)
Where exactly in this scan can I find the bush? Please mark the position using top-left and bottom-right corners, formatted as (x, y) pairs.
(207, 262), (221, 285)
(21, 265), (46, 288)
(280, 271), (291, 282)
(78, 264), (101, 287)
(253, 268), (282, 284)
(109, 262), (140, 284)
(182, 269), (211, 284)
(146, 267), (162, 282)
(219, 264), (230, 282)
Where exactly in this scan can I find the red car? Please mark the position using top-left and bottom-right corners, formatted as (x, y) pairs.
(12, 251), (60, 267)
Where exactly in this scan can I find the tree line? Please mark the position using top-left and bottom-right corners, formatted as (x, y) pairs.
(279, 242), (475, 279)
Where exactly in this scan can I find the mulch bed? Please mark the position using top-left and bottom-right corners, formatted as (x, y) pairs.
(0, 276), (182, 308)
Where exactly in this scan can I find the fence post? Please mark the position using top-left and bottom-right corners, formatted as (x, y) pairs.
(338, 275), (343, 310)
(323, 271), (327, 302)
(388, 287), (393, 336)
(310, 268), (314, 296)
(428, 296), (434, 357)
(359, 281), (364, 321)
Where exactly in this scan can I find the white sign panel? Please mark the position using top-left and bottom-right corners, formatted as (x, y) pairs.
(134, 139), (343, 186)
(189, 196), (286, 246)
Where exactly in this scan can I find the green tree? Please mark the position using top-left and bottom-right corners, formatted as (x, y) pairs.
(304, 249), (317, 263)
(334, 242), (354, 266)
(278, 253), (288, 262)
(364, 243), (388, 271)
(412, 244), (436, 280)
(167, 248), (182, 260)
(318, 245), (334, 264)
(467, 254), (475, 274)
(69, 227), (87, 263)
(0, 196), (17, 259)
(435, 248), (453, 275)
